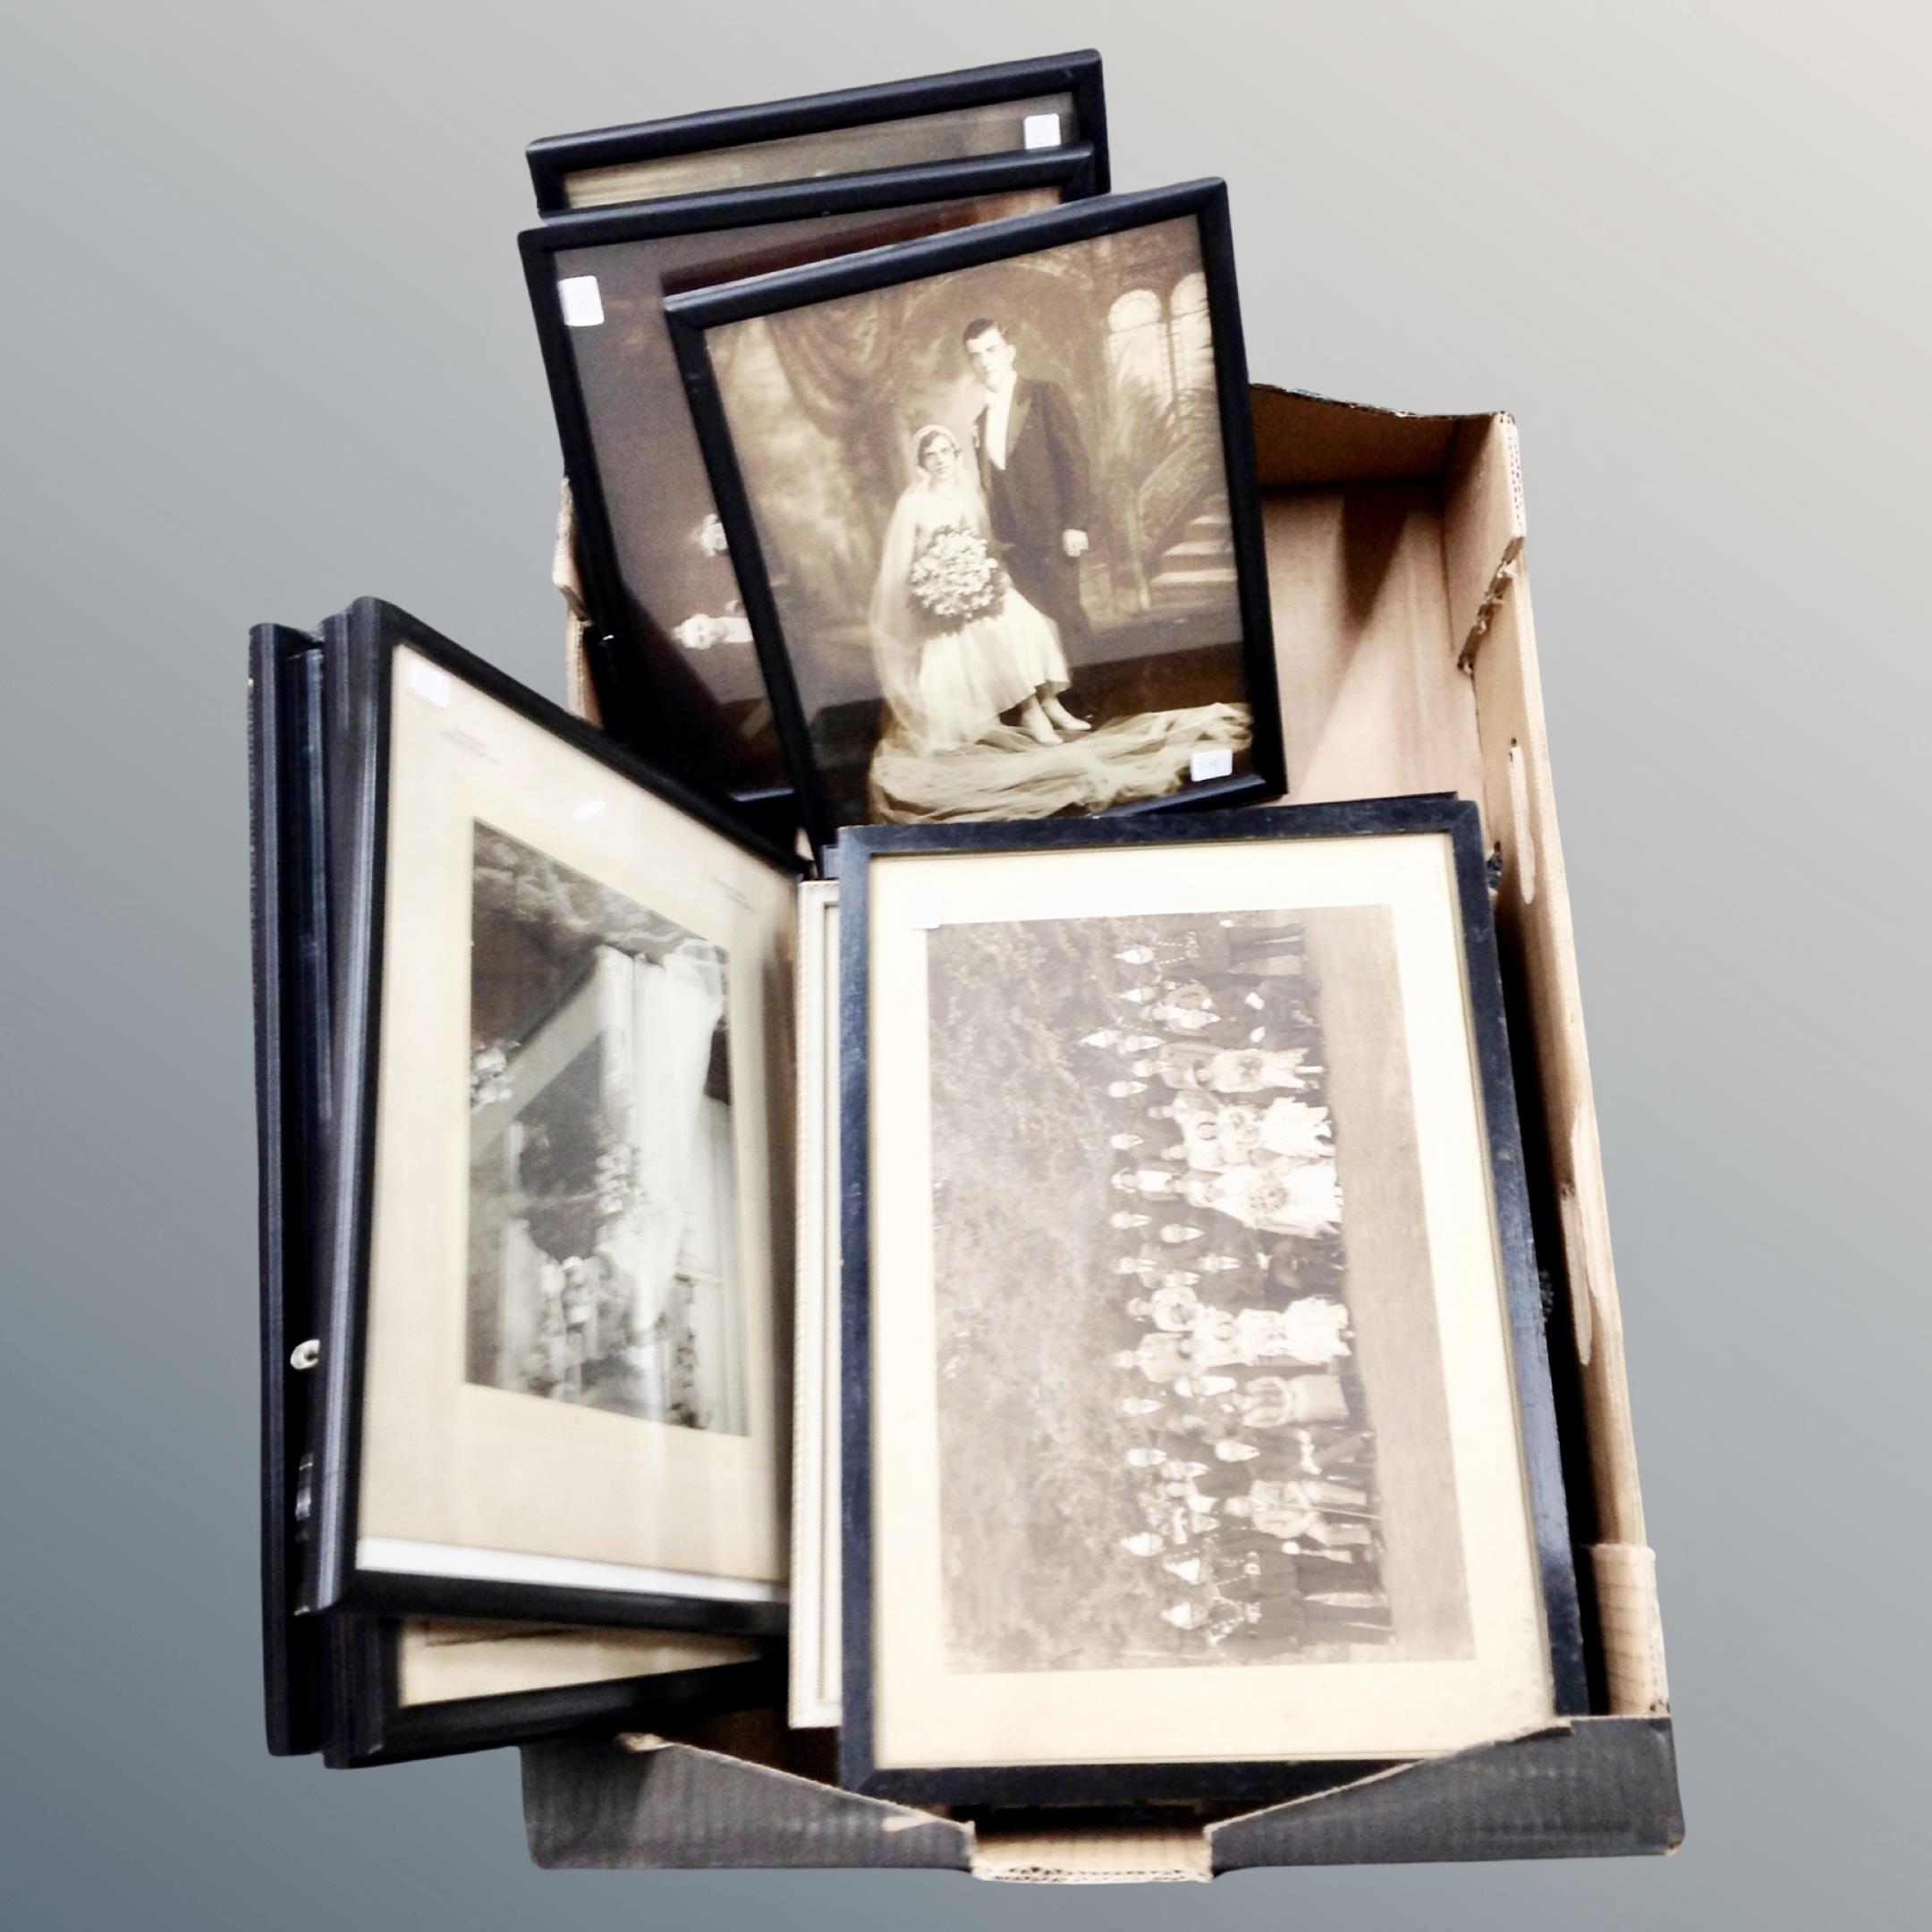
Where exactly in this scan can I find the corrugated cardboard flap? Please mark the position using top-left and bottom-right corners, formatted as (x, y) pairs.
(1208, 1717), (1682, 1869)
(521, 1735), (970, 1871)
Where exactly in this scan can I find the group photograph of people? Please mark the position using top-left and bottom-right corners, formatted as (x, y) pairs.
(926, 906), (1411, 1676)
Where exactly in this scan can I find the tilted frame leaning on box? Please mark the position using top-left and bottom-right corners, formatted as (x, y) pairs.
(836, 797), (1586, 1806)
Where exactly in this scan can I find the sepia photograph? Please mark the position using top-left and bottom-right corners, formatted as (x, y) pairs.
(523, 148), (1096, 800)
(527, 50), (1107, 212)
(924, 902), (1471, 1676)
(844, 804), (1582, 1799)
(465, 822), (748, 1436)
(668, 183), (1282, 856)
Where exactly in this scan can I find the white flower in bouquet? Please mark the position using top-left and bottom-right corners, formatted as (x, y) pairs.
(907, 525), (1006, 626)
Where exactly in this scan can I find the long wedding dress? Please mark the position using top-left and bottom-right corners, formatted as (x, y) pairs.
(864, 440), (1252, 824)
(867, 467), (1067, 753)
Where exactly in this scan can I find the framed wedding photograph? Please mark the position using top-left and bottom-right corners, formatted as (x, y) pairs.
(836, 798), (1586, 1804)
(527, 50), (1108, 215)
(521, 145), (1101, 812)
(306, 600), (802, 1637)
(665, 181), (1284, 864)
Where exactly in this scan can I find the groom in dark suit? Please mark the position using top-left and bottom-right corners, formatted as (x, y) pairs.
(964, 318), (1093, 738)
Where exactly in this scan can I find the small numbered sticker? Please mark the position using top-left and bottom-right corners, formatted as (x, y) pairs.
(1022, 112), (1063, 148)
(558, 275), (605, 327)
(1190, 746), (1234, 784)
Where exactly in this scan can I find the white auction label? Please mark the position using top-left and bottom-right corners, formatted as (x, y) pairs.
(405, 658), (451, 708)
(557, 275), (604, 327)
(1022, 112), (1063, 149)
(903, 886), (944, 930)
(1190, 746), (1235, 783)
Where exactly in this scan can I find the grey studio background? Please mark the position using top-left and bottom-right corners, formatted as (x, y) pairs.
(3, 0), (1925, 1926)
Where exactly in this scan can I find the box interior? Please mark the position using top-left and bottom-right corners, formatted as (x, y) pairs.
(549, 385), (1668, 1881)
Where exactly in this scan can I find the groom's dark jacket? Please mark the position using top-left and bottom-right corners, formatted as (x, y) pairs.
(972, 376), (1095, 655)
(971, 376), (1094, 547)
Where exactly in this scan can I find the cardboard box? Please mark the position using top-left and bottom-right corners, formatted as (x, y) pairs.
(526, 384), (1680, 1878)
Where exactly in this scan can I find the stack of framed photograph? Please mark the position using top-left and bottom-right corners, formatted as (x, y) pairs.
(258, 48), (1612, 1815)
(252, 600), (800, 1765)
(520, 52), (1113, 837)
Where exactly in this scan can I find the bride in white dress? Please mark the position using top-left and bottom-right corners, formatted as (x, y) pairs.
(867, 424), (1089, 753)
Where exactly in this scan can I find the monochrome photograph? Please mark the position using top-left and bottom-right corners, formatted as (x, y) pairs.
(848, 809), (1580, 1793)
(669, 185), (1281, 852)
(331, 627), (793, 1631)
(924, 903), (1471, 1674)
(524, 154), (1088, 797)
(465, 821), (749, 1434)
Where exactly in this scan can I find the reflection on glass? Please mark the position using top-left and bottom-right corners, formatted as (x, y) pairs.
(553, 186), (1063, 791)
(564, 94), (1079, 209)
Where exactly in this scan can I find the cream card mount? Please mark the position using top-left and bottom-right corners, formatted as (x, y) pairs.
(526, 49), (1109, 216)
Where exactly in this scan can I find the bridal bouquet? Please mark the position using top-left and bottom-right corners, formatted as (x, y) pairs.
(908, 527), (1007, 627)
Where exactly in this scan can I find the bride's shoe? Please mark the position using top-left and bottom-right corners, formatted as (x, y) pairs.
(1043, 694), (1092, 734)
(1018, 698), (1059, 746)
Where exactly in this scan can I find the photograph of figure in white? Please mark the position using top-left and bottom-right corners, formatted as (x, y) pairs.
(464, 823), (748, 1435)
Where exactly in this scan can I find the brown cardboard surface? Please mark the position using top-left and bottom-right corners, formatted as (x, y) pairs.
(1442, 413), (1526, 663)
(1261, 481), (1485, 807)
(1252, 386), (1460, 487)
(1593, 1544), (1670, 1716)
(1465, 572), (1651, 1565)
(538, 383), (1674, 1875)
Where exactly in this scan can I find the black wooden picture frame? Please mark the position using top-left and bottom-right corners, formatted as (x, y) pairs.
(251, 607), (802, 1758)
(665, 180), (1286, 870)
(249, 619), (336, 1757)
(521, 144), (1102, 833)
(834, 797), (1589, 1806)
(527, 50), (1109, 216)
(284, 597), (801, 1640)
